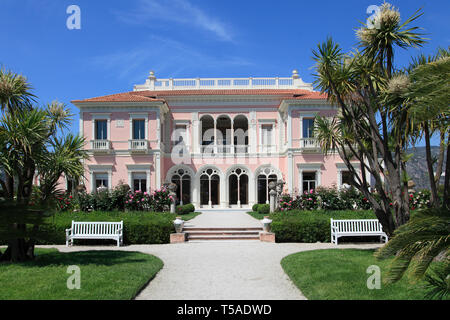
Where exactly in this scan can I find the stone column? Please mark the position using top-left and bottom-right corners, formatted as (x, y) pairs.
(269, 181), (277, 213)
(168, 182), (177, 214)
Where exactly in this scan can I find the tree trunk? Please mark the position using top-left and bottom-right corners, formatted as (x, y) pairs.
(444, 142), (450, 210)
(4, 173), (14, 199)
(0, 223), (34, 263)
(424, 122), (440, 207)
(434, 130), (446, 184)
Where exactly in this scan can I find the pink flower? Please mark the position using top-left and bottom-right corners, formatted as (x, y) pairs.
(310, 189), (314, 194)
(308, 198), (313, 201)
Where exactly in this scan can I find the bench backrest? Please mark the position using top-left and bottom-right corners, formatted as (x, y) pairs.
(72, 221), (123, 235)
(331, 219), (384, 233)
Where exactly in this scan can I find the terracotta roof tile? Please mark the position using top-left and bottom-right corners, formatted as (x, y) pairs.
(71, 91), (164, 103)
(72, 89), (327, 104)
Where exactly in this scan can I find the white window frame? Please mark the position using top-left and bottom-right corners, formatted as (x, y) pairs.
(336, 163), (361, 190)
(91, 114), (111, 141)
(258, 119), (276, 153)
(298, 112), (318, 139)
(127, 164), (151, 193)
(129, 113), (148, 140)
(298, 163), (322, 194)
(88, 165), (113, 192)
(173, 120), (191, 147)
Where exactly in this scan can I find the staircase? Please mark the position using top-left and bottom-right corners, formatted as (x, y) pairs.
(184, 227), (263, 241)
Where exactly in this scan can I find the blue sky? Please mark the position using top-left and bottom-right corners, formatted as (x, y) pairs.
(1, 0), (448, 146)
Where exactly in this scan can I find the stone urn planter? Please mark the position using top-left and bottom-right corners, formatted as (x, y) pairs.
(261, 216), (273, 233)
(173, 217), (184, 233)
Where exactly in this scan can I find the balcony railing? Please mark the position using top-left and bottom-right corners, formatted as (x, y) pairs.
(300, 138), (321, 150)
(134, 71), (314, 91)
(200, 143), (250, 155)
(129, 140), (148, 152)
(259, 145), (276, 153)
(90, 140), (111, 152)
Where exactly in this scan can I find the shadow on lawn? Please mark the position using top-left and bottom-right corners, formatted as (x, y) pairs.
(26, 250), (150, 267)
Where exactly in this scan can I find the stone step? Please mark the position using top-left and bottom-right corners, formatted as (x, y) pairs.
(186, 231), (261, 236)
(187, 235), (260, 241)
(184, 227), (263, 231)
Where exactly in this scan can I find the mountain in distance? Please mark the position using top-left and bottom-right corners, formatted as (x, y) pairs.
(405, 146), (446, 191)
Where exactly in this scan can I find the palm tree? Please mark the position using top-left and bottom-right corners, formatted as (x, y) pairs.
(312, 2), (426, 234)
(375, 207), (449, 299)
(0, 73), (87, 262)
(38, 133), (88, 204)
(0, 67), (36, 114)
(384, 48), (450, 208)
(0, 68), (37, 199)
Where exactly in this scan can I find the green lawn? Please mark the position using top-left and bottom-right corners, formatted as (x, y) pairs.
(0, 248), (163, 300)
(281, 249), (433, 300)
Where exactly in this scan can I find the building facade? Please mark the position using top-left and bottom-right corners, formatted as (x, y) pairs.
(72, 70), (358, 209)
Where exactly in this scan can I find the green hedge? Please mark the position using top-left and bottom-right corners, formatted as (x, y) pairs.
(269, 210), (377, 243)
(176, 203), (195, 215)
(35, 211), (176, 245)
(257, 204), (270, 215)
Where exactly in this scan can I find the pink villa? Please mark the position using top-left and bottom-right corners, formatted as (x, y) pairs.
(71, 70), (361, 209)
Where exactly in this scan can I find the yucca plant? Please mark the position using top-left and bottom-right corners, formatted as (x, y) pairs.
(375, 207), (450, 299)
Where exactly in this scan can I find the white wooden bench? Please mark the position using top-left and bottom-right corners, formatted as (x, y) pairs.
(330, 219), (388, 245)
(66, 221), (123, 247)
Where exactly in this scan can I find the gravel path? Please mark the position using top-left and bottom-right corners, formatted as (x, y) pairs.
(37, 208), (382, 300)
(183, 210), (262, 228)
(47, 242), (382, 300)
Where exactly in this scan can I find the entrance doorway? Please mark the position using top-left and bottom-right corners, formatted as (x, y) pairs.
(228, 168), (249, 207)
(200, 169), (220, 207)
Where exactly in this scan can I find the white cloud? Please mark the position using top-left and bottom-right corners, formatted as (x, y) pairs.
(115, 0), (233, 42)
(90, 35), (253, 82)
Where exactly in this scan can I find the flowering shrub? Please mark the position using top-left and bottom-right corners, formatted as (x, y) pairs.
(151, 188), (172, 212)
(124, 188), (172, 212)
(111, 181), (131, 211)
(409, 190), (431, 210)
(54, 192), (75, 212)
(77, 191), (94, 212)
(279, 194), (295, 211)
(125, 190), (152, 211)
(278, 186), (380, 212)
(315, 187), (345, 210)
(298, 190), (320, 210)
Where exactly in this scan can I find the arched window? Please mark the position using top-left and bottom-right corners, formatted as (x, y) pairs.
(257, 167), (278, 204)
(228, 167), (249, 205)
(171, 168), (192, 205)
(200, 168), (220, 206)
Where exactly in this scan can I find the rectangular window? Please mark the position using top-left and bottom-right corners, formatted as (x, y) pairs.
(132, 119), (146, 140)
(174, 125), (187, 145)
(67, 178), (76, 193)
(303, 118), (314, 138)
(95, 120), (108, 140)
(132, 173), (147, 192)
(94, 173), (108, 190)
(261, 124), (273, 146)
(302, 171), (316, 193)
(341, 171), (354, 186)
